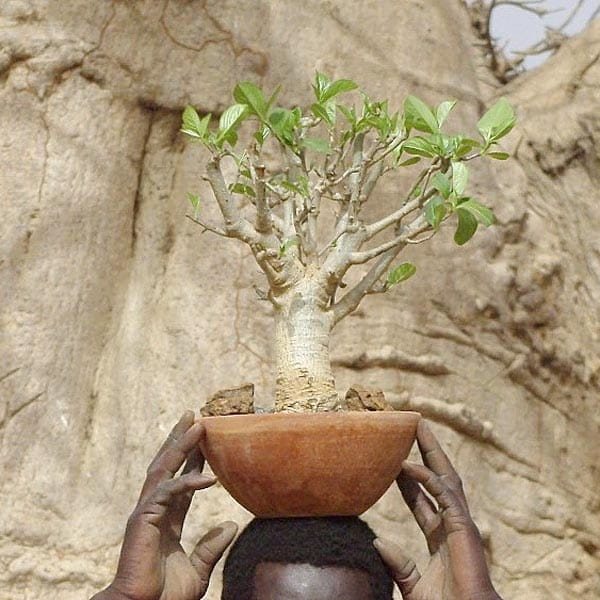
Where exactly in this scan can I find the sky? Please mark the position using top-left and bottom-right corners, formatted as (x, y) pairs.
(489, 0), (599, 69)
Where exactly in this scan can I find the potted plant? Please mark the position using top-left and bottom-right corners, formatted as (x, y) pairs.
(180, 73), (515, 517)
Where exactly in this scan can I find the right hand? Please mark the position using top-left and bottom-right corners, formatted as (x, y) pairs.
(374, 420), (502, 600)
(92, 411), (237, 600)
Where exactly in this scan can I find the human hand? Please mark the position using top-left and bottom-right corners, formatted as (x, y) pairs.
(92, 411), (237, 600)
(374, 420), (502, 600)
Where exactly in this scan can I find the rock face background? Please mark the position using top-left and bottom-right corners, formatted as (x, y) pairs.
(1, 1), (599, 598)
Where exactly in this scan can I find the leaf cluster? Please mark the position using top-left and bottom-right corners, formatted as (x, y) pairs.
(180, 73), (515, 292)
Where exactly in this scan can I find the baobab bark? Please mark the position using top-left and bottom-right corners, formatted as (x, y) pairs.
(273, 276), (339, 412)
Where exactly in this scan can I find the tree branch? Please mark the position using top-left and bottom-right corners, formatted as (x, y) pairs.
(347, 132), (365, 224)
(253, 163), (272, 234)
(332, 246), (401, 325)
(363, 197), (421, 240)
(332, 214), (432, 325)
(305, 184), (322, 260)
(204, 158), (262, 244)
(185, 214), (228, 237)
(349, 217), (430, 265)
(204, 157), (304, 291)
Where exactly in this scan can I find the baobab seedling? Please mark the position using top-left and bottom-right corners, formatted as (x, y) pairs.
(181, 73), (515, 413)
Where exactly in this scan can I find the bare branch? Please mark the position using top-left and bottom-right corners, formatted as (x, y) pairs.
(556, 0), (587, 31)
(363, 197), (421, 240)
(495, 0), (554, 17)
(203, 157), (306, 291)
(332, 214), (433, 324)
(332, 247), (400, 325)
(360, 161), (384, 206)
(367, 133), (407, 167)
(465, 0), (590, 83)
(363, 161), (439, 240)
(253, 163), (272, 234)
(347, 133), (365, 224)
(204, 158), (263, 244)
(349, 217), (430, 265)
(405, 230), (436, 244)
(305, 184), (322, 260)
(185, 214), (228, 237)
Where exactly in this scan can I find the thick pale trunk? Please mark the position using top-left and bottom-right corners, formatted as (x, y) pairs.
(273, 278), (340, 412)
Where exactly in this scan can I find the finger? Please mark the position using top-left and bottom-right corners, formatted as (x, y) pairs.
(171, 446), (207, 535)
(140, 420), (205, 502)
(373, 537), (420, 599)
(134, 472), (217, 528)
(191, 521), (238, 591)
(416, 421), (469, 509)
(402, 461), (474, 536)
(152, 411), (195, 463)
(397, 472), (442, 552)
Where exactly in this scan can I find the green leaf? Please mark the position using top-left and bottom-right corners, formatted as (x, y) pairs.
(404, 95), (439, 134)
(432, 172), (451, 199)
(269, 107), (298, 145)
(402, 137), (437, 158)
(182, 106), (201, 134)
(280, 181), (302, 195)
(454, 137), (481, 158)
(301, 137), (331, 153)
(281, 179), (310, 198)
(219, 103), (248, 132)
(486, 151), (510, 160)
(478, 98), (516, 142)
(338, 105), (357, 127)
(187, 192), (200, 212)
(217, 103), (249, 145)
(459, 199), (495, 226)
(397, 156), (421, 167)
(424, 195), (447, 229)
(279, 237), (298, 256)
(181, 106), (211, 139)
(313, 72), (331, 101)
(452, 161), (469, 196)
(253, 124), (271, 145)
(436, 100), (456, 127)
(233, 81), (267, 120)
(454, 208), (478, 245)
(266, 84), (282, 112)
(229, 183), (255, 197)
(320, 78), (359, 102)
(311, 102), (336, 126)
(387, 262), (417, 287)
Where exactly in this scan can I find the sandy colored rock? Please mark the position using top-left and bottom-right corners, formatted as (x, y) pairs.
(344, 385), (395, 412)
(0, 2), (599, 599)
(200, 383), (255, 416)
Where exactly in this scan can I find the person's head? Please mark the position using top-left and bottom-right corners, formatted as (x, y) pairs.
(221, 516), (393, 600)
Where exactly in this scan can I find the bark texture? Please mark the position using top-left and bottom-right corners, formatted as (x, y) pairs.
(1, 2), (599, 599)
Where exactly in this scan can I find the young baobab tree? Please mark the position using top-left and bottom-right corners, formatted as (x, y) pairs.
(181, 74), (515, 413)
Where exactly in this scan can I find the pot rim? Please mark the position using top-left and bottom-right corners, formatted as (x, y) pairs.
(200, 410), (421, 420)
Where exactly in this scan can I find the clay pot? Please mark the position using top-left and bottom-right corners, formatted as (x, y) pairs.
(199, 411), (421, 517)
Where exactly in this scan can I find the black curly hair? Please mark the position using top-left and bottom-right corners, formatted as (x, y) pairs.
(221, 516), (393, 600)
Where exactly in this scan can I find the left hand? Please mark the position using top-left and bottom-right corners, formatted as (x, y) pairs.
(374, 420), (502, 600)
(92, 411), (237, 600)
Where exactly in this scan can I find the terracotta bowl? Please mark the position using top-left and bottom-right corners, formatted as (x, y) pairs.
(199, 411), (421, 517)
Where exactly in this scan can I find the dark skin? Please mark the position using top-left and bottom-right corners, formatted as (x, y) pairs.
(251, 563), (372, 600)
(92, 413), (502, 600)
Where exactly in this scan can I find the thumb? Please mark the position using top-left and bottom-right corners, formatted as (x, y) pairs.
(190, 521), (238, 592)
(374, 537), (421, 599)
